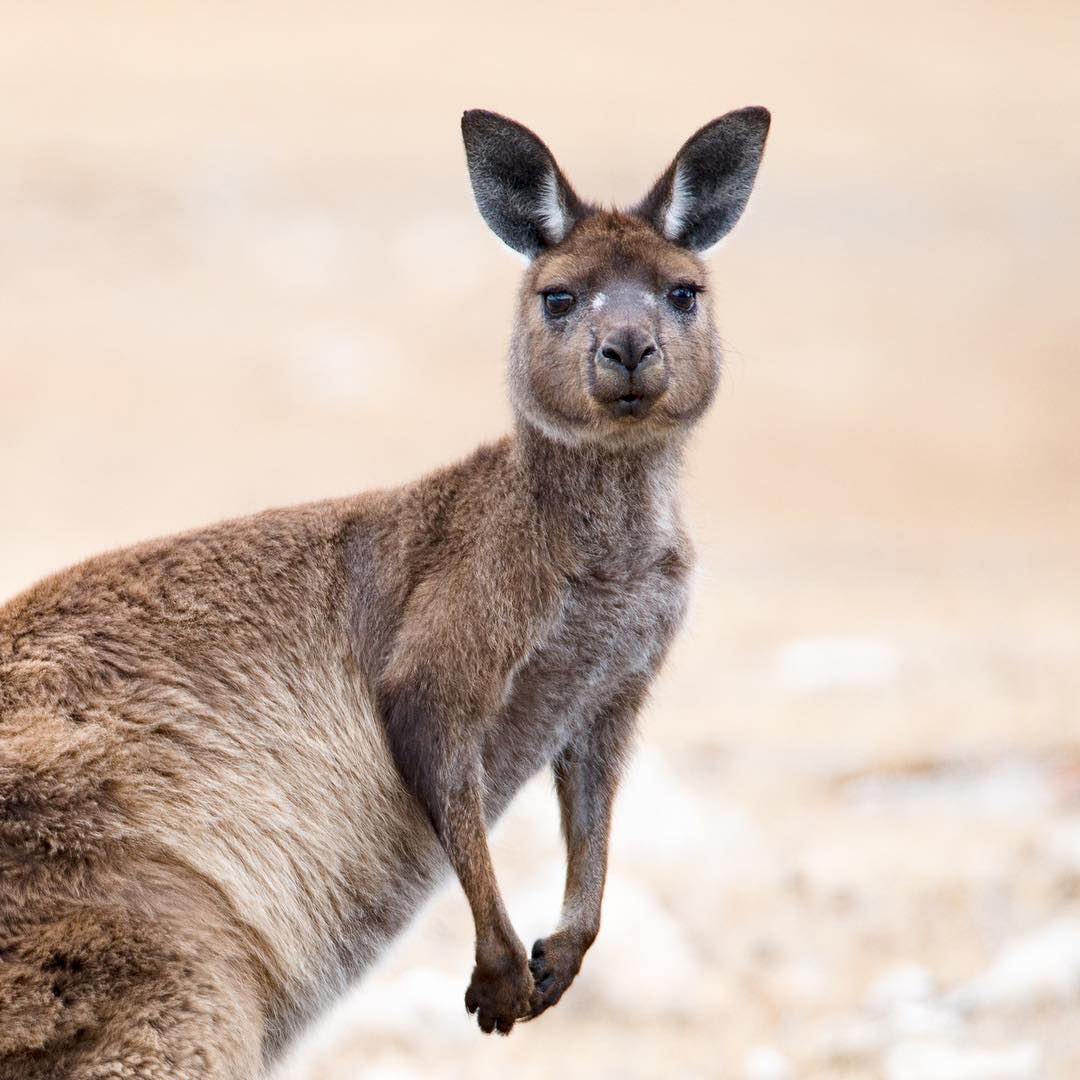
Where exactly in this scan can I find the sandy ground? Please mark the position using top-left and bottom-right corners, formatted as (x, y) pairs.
(1, 3), (1079, 1077)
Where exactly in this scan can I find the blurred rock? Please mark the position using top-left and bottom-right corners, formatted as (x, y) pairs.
(888, 1002), (960, 1038)
(865, 963), (958, 1036)
(743, 1044), (791, 1080)
(613, 747), (763, 890)
(867, 963), (936, 1011)
(346, 966), (472, 1043)
(770, 636), (900, 694)
(952, 918), (1080, 1010)
(816, 964), (959, 1070)
(505, 860), (570, 949)
(575, 872), (705, 1021)
(813, 1018), (889, 1066)
(351, 1057), (429, 1080)
(770, 957), (831, 1005)
(845, 758), (1057, 816)
(1043, 818), (1080, 876)
(612, 747), (708, 859)
(884, 1040), (1041, 1080)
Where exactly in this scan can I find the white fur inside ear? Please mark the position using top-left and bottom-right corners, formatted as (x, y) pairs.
(662, 162), (692, 242)
(537, 168), (568, 244)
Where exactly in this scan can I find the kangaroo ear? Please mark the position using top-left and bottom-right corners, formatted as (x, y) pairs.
(636, 106), (771, 253)
(461, 110), (584, 259)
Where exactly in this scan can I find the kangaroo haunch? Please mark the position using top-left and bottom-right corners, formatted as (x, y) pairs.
(0, 106), (770, 1077)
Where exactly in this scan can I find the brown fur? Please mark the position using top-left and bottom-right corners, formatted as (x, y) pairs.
(0, 107), (768, 1075)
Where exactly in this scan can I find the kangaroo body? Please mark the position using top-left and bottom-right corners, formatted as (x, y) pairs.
(0, 109), (769, 1077)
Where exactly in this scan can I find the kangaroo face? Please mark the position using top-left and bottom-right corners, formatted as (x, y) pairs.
(510, 212), (720, 445)
(462, 106), (770, 447)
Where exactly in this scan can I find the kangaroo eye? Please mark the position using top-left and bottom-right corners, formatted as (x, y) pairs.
(543, 291), (575, 317)
(667, 285), (698, 313)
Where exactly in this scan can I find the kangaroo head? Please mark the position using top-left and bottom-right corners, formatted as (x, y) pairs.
(462, 107), (770, 447)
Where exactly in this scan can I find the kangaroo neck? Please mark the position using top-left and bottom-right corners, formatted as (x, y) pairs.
(510, 415), (684, 557)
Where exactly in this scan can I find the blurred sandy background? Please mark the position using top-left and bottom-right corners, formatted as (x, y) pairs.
(2, 3), (1079, 1078)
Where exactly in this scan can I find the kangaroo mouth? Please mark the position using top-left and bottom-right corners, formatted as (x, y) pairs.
(609, 395), (651, 419)
(591, 367), (668, 420)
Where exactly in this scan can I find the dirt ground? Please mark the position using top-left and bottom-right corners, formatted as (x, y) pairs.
(1, 3), (1078, 1078)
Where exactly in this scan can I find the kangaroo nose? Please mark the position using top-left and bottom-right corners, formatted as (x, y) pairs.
(597, 331), (659, 373)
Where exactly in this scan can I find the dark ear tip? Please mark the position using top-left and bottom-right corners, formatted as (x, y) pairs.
(461, 108), (508, 134)
(736, 105), (772, 134)
(687, 106), (771, 154)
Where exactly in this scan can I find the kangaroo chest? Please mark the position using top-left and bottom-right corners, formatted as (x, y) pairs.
(481, 541), (691, 810)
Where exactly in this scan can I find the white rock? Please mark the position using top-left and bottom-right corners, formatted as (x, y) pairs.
(867, 963), (936, 1011)
(743, 1044), (791, 1080)
(506, 865), (705, 1022)
(612, 747), (707, 859)
(952, 918), (1080, 1010)
(1043, 818), (1080, 875)
(612, 748), (763, 886)
(859, 964), (959, 1040)
(347, 965), (472, 1042)
(772, 958), (831, 1003)
(504, 860), (570, 949)
(771, 636), (900, 694)
(814, 1018), (889, 1064)
(885, 1040), (1041, 1080)
(355, 1058), (430, 1080)
(846, 759), (1055, 816)
(574, 872), (705, 1021)
(889, 1001), (961, 1037)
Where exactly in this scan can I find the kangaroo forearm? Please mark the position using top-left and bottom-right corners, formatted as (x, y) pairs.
(559, 826), (610, 941)
(525, 729), (626, 1021)
(555, 756), (615, 941)
(379, 682), (534, 1035)
(435, 783), (519, 953)
(553, 687), (642, 934)
(378, 678), (518, 950)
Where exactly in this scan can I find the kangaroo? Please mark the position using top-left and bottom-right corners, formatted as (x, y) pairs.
(0, 106), (770, 1078)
